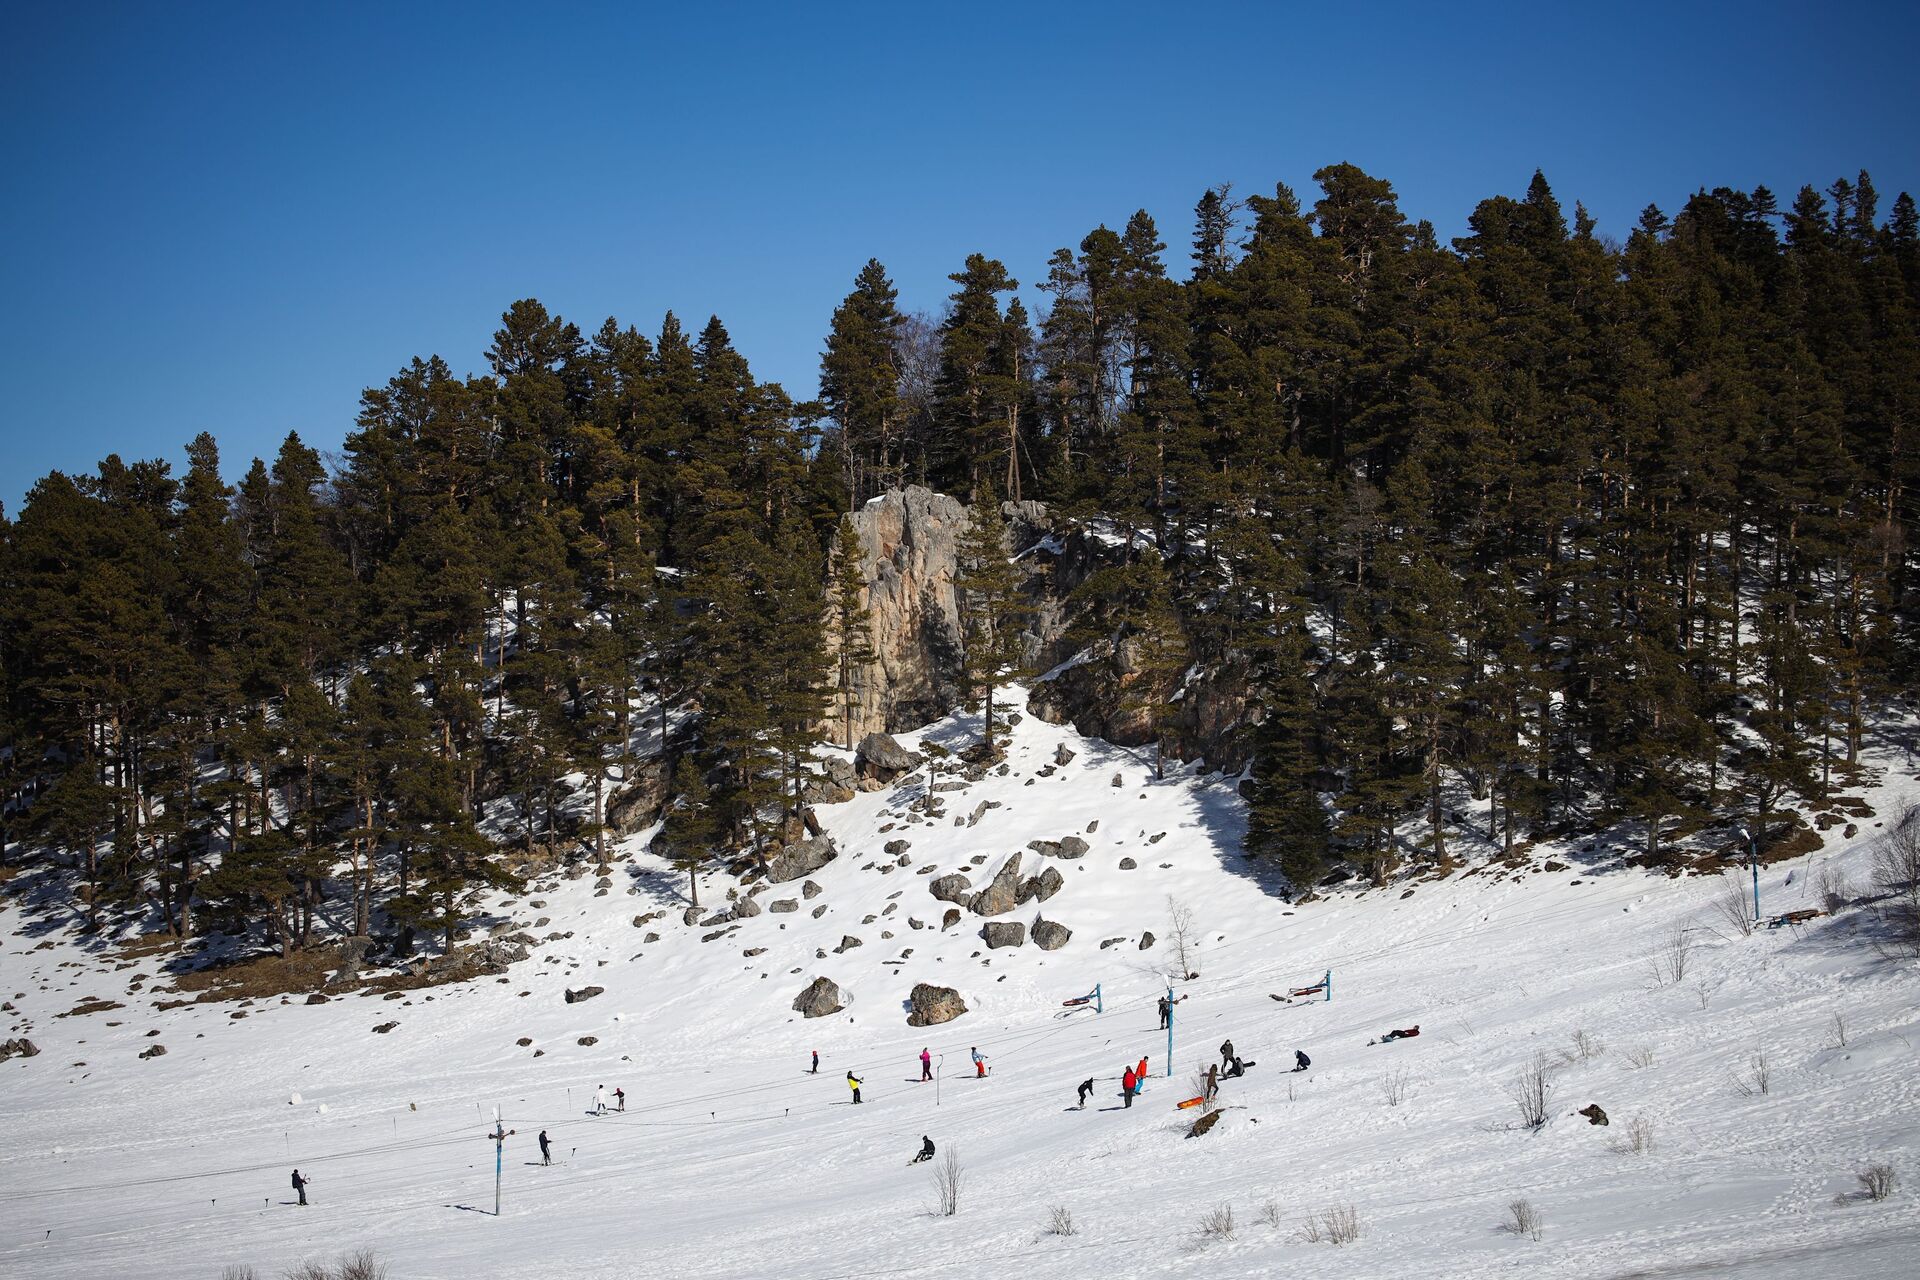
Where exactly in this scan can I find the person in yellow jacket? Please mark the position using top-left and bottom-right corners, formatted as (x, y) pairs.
(847, 1070), (864, 1104)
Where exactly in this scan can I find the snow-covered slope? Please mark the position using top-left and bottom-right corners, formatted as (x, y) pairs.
(3, 708), (1917, 1279)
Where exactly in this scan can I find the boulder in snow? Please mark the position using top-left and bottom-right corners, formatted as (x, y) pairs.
(906, 983), (968, 1026)
(766, 836), (837, 884)
(792, 976), (844, 1018)
(982, 920), (1026, 949)
(855, 732), (922, 781)
(1032, 919), (1072, 951)
(965, 854), (1024, 917)
(929, 873), (973, 904)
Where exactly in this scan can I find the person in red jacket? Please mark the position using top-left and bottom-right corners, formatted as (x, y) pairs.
(1121, 1066), (1137, 1108)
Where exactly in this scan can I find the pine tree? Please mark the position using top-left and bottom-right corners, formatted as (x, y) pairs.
(955, 484), (1028, 755)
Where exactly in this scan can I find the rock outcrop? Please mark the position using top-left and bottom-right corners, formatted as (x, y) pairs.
(929, 873), (973, 904)
(1031, 918), (1072, 950)
(793, 977), (845, 1018)
(854, 732), (922, 782)
(906, 983), (968, 1026)
(605, 757), (672, 835)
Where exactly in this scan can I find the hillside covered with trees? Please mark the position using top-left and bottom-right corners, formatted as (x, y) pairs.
(3, 165), (1917, 955)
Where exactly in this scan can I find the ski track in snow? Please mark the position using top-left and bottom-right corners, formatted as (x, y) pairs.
(2, 708), (1918, 1278)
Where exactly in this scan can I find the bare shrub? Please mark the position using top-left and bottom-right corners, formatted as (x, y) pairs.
(1612, 1114), (1656, 1155)
(1714, 871), (1759, 937)
(283, 1264), (331, 1280)
(1818, 862), (1854, 912)
(1561, 1029), (1604, 1064)
(1622, 1043), (1656, 1069)
(1379, 1067), (1410, 1107)
(221, 1268), (258, 1280)
(1858, 1164), (1898, 1201)
(1505, 1197), (1543, 1241)
(334, 1252), (388, 1280)
(1733, 1049), (1772, 1097)
(1829, 1012), (1849, 1049)
(932, 1147), (964, 1217)
(1316, 1204), (1362, 1244)
(1044, 1203), (1076, 1237)
(1195, 1203), (1235, 1241)
(1258, 1198), (1282, 1228)
(1872, 811), (1920, 958)
(1650, 924), (1697, 986)
(1166, 895), (1200, 979)
(1506, 1052), (1553, 1128)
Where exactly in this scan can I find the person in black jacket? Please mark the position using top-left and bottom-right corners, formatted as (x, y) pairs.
(1076, 1077), (1094, 1108)
(538, 1130), (552, 1165)
(909, 1135), (935, 1164)
(1293, 1049), (1311, 1072)
(291, 1169), (309, 1206)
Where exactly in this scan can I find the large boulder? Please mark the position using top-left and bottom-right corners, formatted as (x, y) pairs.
(982, 920), (1026, 948)
(1019, 865), (1064, 904)
(1032, 919), (1072, 951)
(929, 873), (973, 904)
(965, 854), (1024, 917)
(765, 836), (837, 884)
(855, 732), (923, 782)
(803, 757), (859, 806)
(906, 983), (968, 1026)
(792, 977), (845, 1018)
(1056, 836), (1090, 859)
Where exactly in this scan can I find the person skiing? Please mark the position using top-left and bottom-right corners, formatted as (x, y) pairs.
(909, 1135), (935, 1165)
(1134, 1056), (1149, 1094)
(811, 1049), (819, 1074)
(920, 1048), (933, 1081)
(1157, 995), (1170, 1028)
(1076, 1077), (1094, 1109)
(290, 1169), (309, 1206)
(594, 1085), (608, 1114)
(971, 1047), (988, 1078)
(538, 1129), (552, 1165)
(1220, 1039), (1235, 1068)
(1294, 1049), (1311, 1073)
(614, 1087), (625, 1112)
(847, 1070), (864, 1104)
(1121, 1066), (1137, 1108)
(1205, 1062), (1219, 1100)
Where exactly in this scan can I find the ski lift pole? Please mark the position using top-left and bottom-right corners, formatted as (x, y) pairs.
(1164, 984), (1174, 1079)
(490, 1107), (514, 1217)
(1746, 824), (1762, 921)
(936, 1054), (943, 1107)
(1324, 970), (1332, 1003)
(1094, 983), (1102, 1015)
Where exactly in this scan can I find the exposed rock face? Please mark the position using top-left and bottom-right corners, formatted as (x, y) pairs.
(855, 732), (923, 782)
(966, 854), (1024, 916)
(907, 983), (968, 1026)
(929, 873), (973, 904)
(1032, 919), (1072, 950)
(765, 836), (837, 884)
(982, 920), (1026, 948)
(834, 488), (971, 738)
(803, 757), (859, 806)
(793, 976), (844, 1018)
(606, 757), (672, 835)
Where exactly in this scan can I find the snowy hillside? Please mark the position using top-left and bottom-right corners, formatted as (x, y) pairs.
(2, 706), (1917, 1279)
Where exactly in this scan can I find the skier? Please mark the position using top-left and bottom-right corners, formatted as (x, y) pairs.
(290, 1168), (309, 1206)
(811, 1049), (819, 1074)
(848, 1070), (864, 1104)
(594, 1085), (608, 1114)
(1121, 1066), (1137, 1108)
(971, 1047), (988, 1078)
(1205, 1062), (1219, 1100)
(614, 1087), (626, 1112)
(1134, 1056), (1149, 1094)
(909, 1135), (936, 1165)
(920, 1048), (933, 1081)
(1157, 995), (1170, 1028)
(1220, 1039), (1235, 1068)
(1294, 1049), (1311, 1073)
(1076, 1078), (1094, 1109)
(538, 1129), (552, 1165)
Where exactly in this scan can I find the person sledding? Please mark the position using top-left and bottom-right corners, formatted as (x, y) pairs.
(847, 1070), (864, 1104)
(920, 1048), (933, 1081)
(909, 1135), (936, 1165)
(1293, 1049), (1311, 1073)
(1370, 1025), (1420, 1045)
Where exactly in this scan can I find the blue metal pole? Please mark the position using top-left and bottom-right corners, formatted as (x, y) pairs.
(1324, 970), (1332, 1003)
(1094, 983), (1102, 1014)
(1164, 985), (1173, 1078)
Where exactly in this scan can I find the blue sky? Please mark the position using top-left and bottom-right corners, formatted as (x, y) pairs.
(4, 1), (1916, 511)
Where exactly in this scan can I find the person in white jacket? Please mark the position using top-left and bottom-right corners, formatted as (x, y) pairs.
(594, 1085), (608, 1114)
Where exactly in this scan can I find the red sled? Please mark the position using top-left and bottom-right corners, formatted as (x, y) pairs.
(1176, 1096), (1208, 1110)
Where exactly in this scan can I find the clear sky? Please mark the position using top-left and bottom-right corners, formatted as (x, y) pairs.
(4, 1), (1916, 511)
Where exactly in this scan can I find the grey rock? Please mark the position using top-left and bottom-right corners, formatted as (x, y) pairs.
(982, 920), (1026, 949)
(929, 873), (973, 904)
(769, 899), (799, 914)
(906, 982), (968, 1026)
(1032, 919), (1072, 951)
(942, 908), (962, 929)
(793, 977), (845, 1018)
(1026, 839), (1061, 858)
(884, 839), (910, 855)
(564, 985), (604, 1004)
(1118, 857), (1138, 870)
(732, 895), (762, 919)
(965, 853), (1024, 917)
(1055, 744), (1077, 766)
(1148, 832), (1166, 844)
(855, 731), (923, 780)
(743, 947), (766, 958)
(812, 904), (829, 919)
(765, 836), (837, 884)
(1138, 930), (1156, 950)
(802, 880), (823, 900)
(139, 1043), (167, 1058)
(1, 1037), (41, 1061)
(605, 756), (672, 834)
(683, 906), (703, 926)
(1086, 820), (1099, 833)
(1056, 836), (1090, 859)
